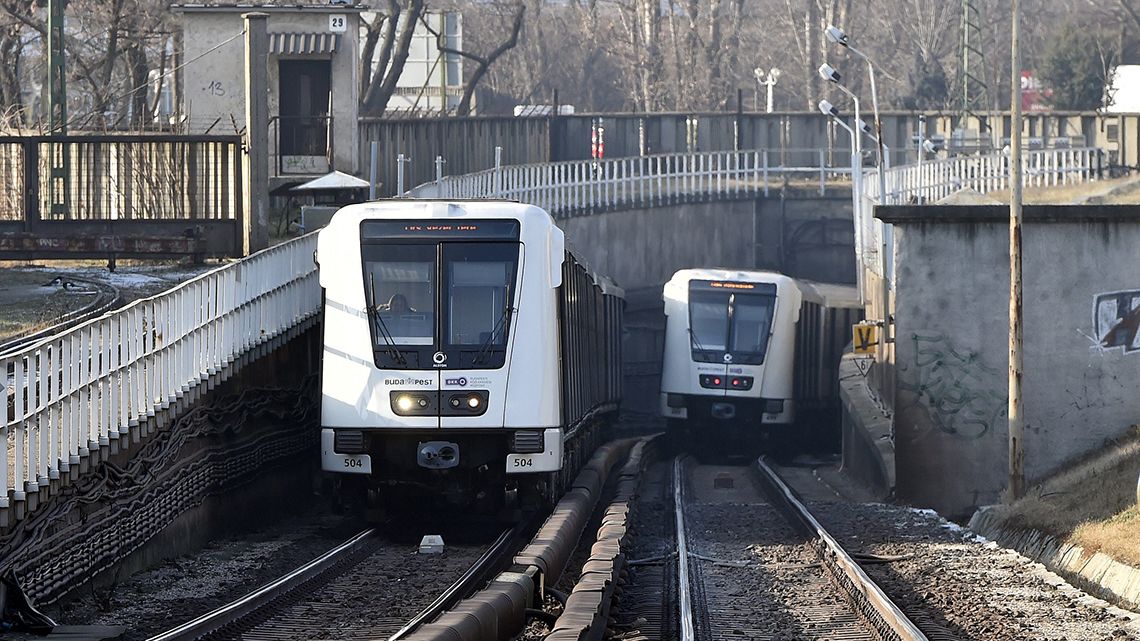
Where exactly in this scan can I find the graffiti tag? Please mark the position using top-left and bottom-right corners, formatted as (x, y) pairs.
(897, 332), (1005, 439)
(1094, 290), (1140, 354)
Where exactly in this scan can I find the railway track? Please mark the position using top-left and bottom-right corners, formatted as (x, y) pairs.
(0, 275), (121, 358)
(147, 526), (522, 641)
(668, 456), (928, 641)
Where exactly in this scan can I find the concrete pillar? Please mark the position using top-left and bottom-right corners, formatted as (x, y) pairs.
(243, 12), (269, 254)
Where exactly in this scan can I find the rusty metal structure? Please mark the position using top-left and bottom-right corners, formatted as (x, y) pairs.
(0, 134), (245, 259)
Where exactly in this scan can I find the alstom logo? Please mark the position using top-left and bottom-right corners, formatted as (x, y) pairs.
(445, 377), (468, 386)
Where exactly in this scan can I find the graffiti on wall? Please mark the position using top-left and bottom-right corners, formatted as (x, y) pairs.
(1094, 290), (1140, 354)
(897, 332), (1006, 439)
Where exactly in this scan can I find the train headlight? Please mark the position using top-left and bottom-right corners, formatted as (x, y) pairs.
(442, 391), (488, 416)
(396, 395), (415, 412)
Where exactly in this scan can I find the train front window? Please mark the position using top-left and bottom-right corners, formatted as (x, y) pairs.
(731, 294), (775, 358)
(444, 243), (519, 364)
(688, 290), (730, 354)
(363, 245), (436, 347)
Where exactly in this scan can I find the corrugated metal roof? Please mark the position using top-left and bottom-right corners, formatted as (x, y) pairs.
(269, 32), (339, 55)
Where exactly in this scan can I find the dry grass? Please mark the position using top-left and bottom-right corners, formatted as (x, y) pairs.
(985, 174), (1140, 205)
(999, 427), (1140, 567)
(1072, 507), (1140, 567)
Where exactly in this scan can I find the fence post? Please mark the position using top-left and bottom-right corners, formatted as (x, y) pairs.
(369, 141), (379, 200)
(396, 153), (407, 194)
(23, 141), (39, 231)
(494, 146), (503, 194)
(434, 155), (445, 197)
(762, 150), (769, 197)
(818, 148), (826, 196)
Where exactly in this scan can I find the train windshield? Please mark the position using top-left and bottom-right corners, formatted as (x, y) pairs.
(361, 231), (520, 369)
(444, 243), (518, 350)
(731, 294), (775, 357)
(687, 282), (776, 364)
(688, 290), (730, 355)
(364, 245), (436, 346)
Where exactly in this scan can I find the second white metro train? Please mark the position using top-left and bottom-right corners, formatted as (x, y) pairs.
(660, 268), (859, 446)
(316, 200), (623, 516)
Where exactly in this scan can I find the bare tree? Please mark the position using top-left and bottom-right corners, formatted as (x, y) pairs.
(424, 1), (524, 115)
(360, 0), (427, 115)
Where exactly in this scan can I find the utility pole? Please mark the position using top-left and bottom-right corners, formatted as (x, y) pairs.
(46, 0), (69, 216)
(243, 12), (269, 253)
(1008, 0), (1025, 501)
(955, 0), (989, 135)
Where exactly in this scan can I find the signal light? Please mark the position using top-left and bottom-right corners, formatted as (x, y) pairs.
(732, 378), (740, 387)
(713, 377), (721, 386)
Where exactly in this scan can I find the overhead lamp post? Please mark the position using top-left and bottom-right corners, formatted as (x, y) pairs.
(858, 118), (890, 169)
(820, 99), (865, 302)
(825, 23), (892, 354)
(754, 67), (781, 113)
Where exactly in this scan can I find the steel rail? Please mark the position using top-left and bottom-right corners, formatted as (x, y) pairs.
(387, 526), (517, 641)
(755, 458), (929, 641)
(0, 275), (121, 358)
(145, 528), (376, 641)
(672, 456), (695, 641)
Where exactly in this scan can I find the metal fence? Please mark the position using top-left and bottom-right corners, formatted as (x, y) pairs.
(408, 148), (855, 217)
(0, 135), (246, 259)
(0, 135), (242, 222)
(361, 111), (1139, 197)
(852, 147), (1103, 276)
(1, 233), (320, 510)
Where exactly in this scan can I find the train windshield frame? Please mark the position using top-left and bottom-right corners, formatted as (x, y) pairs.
(687, 280), (777, 365)
(360, 219), (521, 370)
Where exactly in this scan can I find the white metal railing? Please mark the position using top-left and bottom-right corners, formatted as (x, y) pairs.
(408, 149), (856, 216)
(854, 147), (1102, 276)
(1, 234), (320, 509)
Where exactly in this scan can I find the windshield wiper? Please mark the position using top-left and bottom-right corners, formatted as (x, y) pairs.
(689, 327), (710, 353)
(368, 274), (407, 366)
(472, 302), (513, 366)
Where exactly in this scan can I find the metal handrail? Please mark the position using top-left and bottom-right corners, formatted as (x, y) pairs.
(407, 146), (1101, 225)
(1, 233), (321, 508)
(852, 146), (1102, 276)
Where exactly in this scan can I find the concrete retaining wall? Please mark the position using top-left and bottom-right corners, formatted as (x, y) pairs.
(838, 354), (895, 500)
(558, 189), (855, 292)
(880, 205), (1140, 517)
(0, 325), (322, 605)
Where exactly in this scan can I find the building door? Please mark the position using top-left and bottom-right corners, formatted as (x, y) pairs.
(278, 60), (331, 159)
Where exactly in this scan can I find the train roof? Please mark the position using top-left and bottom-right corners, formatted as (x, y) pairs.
(665, 268), (860, 310)
(325, 199), (549, 225)
(797, 280), (862, 309)
(666, 268), (798, 288)
(320, 199), (625, 299)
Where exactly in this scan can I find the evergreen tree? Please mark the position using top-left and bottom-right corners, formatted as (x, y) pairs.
(1040, 26), (1113, 110)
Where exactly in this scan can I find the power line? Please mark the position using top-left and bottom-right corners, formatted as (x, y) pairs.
(63, 28), (247, 130)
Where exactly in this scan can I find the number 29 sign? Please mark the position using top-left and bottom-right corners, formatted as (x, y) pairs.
(329, 14), (347, 32)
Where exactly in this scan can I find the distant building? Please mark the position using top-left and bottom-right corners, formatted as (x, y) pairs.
(363, 10), (465, 114)
(1106, 65), (1140, 113)
(175, 2), (364, 186)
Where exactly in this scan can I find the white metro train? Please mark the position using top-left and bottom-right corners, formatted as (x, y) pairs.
(315, 200), (623, 516)
(660, 268), (859, 447)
